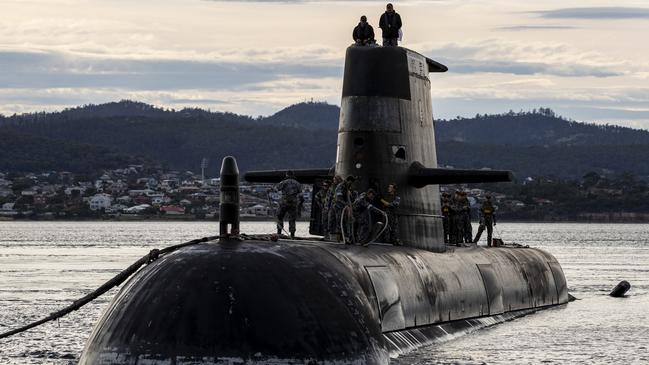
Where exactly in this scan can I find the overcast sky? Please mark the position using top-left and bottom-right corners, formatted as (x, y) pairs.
(1, 0), (649, 128)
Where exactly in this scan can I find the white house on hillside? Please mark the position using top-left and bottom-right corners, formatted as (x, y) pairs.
(89, 193), (113, 211)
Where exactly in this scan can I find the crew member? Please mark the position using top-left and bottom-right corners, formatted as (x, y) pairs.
(450, 190), (463, 246)
(315, 180), (330, 233)
(379, 3), (402, 47)
(441, 192), (451, 243)
(297, 194), (305, 218)
(274, 170), (302, 239)
(326, 176), (343, 239)
(354, 188), (377, 245)
(474, 195), (497, 246)
(334, 176), (356, 243)
(381, 183), (401, 245)
(460, 191), (473, 244)
(353, 15), (376, 46)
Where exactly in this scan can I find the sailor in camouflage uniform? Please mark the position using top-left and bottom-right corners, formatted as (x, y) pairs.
(474, 195), (497, 246)
(334, 176), (357, 243)
(450, 190), (463, 246)
(441, 192), (451, 244)
(353, 188), (377, 245)
(381, 183), (401, 245)
(274, 170), (302, 239)
(460, 191), (473, 244)
(326, 176), (343, 239)
(314, 180), (330, 234)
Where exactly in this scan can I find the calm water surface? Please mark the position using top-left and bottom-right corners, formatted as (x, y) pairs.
(1, 222), (648, 364)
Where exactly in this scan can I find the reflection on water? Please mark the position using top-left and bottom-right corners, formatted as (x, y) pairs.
(1, 222), (648, 364)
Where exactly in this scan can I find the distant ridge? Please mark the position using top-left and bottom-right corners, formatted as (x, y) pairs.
(2, 100), (649, 178)
(435, 109), (649, 147)
(263, 102), (340, 130)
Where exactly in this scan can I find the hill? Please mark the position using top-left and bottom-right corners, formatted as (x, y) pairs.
(435, 108), (649, 147)
(0, 102), (336, 173)
(2, 101), (649, 178)
(262, 101), (340, 130)
(0, 129), (143, 172)
(437, 141), (649, 179)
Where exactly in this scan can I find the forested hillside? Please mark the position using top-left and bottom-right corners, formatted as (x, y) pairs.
(0, 129), (142, 172)
(435, 108), (649, 146)
(2, 101), (649, 178)
(261, 101), (340, 130)
(0, 101), (336, 173)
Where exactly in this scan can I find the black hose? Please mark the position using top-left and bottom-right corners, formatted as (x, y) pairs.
(0, 235), (219, 340)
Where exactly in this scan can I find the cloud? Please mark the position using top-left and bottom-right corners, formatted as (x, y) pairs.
(535, 7), (649, 19)
(419, 39), (628, 78)
(497, 25), (578, 31)
(442, 59), (620, 77)
(0, 45), (345, 116)
(0, 49), (341, 90)
(202, 0), (447, 2)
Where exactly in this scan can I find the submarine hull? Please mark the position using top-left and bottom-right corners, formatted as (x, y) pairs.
(80, 239), (568, 364)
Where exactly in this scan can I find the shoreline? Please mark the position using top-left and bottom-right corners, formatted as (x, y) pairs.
(1, 217), (648, 224)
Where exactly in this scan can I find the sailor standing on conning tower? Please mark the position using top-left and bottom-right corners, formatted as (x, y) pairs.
(353, 15), (376, 46)
(379, 3), (402, 46)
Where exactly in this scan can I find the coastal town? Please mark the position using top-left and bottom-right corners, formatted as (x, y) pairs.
(2, 164), (648, 222)
(0, 164), (313, 221)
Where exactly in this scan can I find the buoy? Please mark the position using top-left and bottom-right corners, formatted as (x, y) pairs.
(609, 280), (631, 297)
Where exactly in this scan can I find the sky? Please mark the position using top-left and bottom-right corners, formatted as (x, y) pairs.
(1, 0), (649, 128)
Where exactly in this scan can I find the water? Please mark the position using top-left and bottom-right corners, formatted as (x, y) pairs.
(1, 222), (648, 364)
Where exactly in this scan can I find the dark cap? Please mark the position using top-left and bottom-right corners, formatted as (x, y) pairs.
(346, 175), (356, 182)
(360, 15), (367, 22)
(367, 188), (376, 195)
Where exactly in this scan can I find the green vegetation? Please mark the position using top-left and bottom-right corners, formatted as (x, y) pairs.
(2, 101), (649, 180)
(472, 172), (649, 221)
(0, 129), (142, 173)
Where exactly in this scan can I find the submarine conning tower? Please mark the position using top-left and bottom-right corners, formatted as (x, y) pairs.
(246, 46), (512, 249)
(337, 46), (447, 250)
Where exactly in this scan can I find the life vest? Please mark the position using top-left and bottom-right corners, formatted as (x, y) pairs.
(442, 205), (450, 215)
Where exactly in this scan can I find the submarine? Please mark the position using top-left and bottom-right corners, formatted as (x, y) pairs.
(79, 46), (569, 364)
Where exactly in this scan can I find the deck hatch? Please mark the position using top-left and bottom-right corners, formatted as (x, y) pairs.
(477, 264), (504, 315)
(365, 266), (406, 332)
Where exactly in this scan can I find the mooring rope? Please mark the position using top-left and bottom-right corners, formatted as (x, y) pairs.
(368, 206), (389, 245)
(0, 235), (220, 340)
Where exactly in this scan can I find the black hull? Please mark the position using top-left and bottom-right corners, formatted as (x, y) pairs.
(80, 238), (568, 364)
